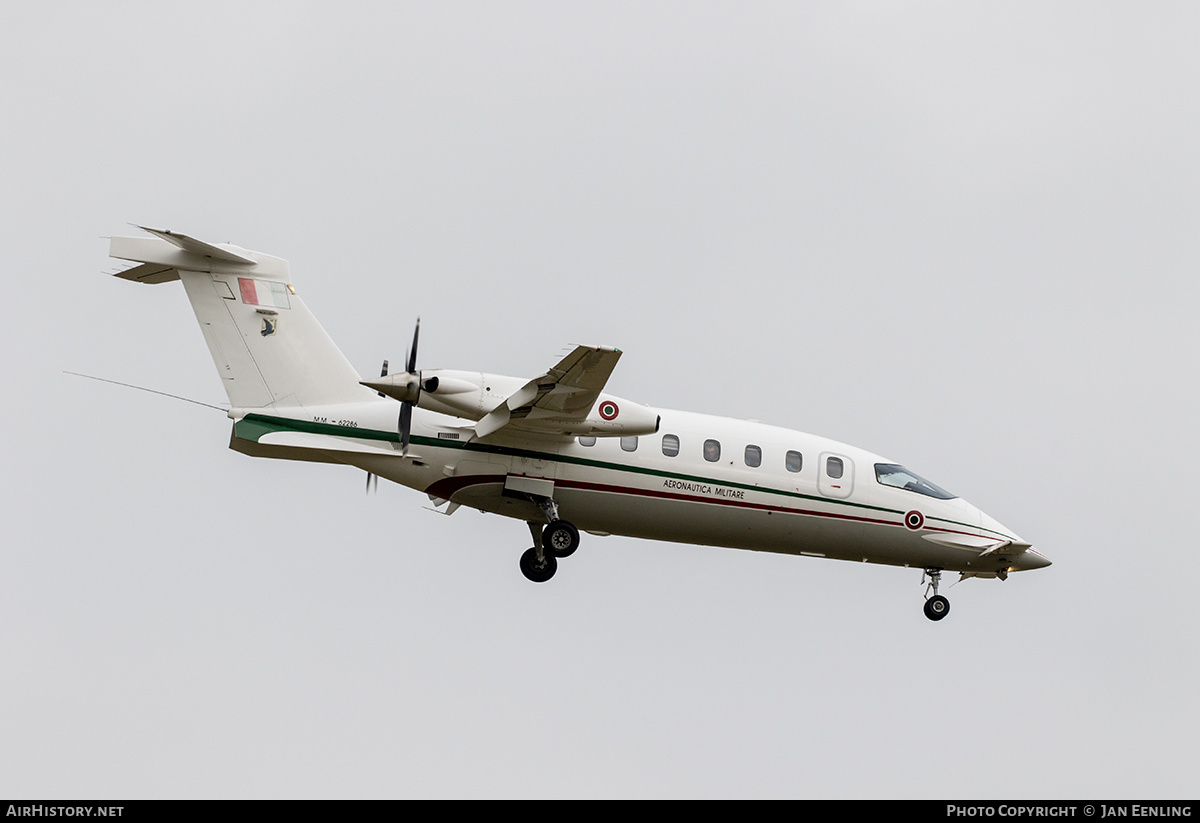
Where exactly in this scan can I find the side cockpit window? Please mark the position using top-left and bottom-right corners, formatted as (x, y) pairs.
(874, 463), (957, 499)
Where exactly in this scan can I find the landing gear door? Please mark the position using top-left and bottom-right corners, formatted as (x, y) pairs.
(818, 452), (854, 499)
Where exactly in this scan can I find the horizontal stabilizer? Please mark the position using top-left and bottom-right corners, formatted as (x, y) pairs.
(110, 225), (288, 279)
(112, 262), (180, 284)
(136, 226), (257, 264)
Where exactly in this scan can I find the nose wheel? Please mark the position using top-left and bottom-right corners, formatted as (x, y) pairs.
(922, 568), (951, 621)
(923, 594), (950, 620)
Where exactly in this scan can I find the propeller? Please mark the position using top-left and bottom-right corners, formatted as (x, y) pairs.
(359, 317), (425, 469)
(359, 317), (423, 454)
(398, 318), (420, 455)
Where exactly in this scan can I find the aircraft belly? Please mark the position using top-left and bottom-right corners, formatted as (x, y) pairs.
(550, 473), (870, 560)
(411, 449), (1008, 574)
(857, 522), (961, 569)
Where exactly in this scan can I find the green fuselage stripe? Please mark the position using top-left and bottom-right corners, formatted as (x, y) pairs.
(234, 413), (1005, 538)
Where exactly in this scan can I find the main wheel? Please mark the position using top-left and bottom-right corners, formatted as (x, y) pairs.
(542, 519), (580, 558)
(923, 594), (950, 621)
(520, 547), (558, 583)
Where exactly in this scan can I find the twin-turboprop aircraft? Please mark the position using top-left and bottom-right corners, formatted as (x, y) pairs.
(108, 226), (1050, 621)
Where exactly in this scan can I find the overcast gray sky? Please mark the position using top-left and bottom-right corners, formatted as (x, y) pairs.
(2, 1), (1197, 799)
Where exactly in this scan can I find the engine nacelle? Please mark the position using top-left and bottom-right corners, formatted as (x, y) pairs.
(555, 395), (660, 436)
(375, 369), (659, 437)
(414, 370), (524, 421)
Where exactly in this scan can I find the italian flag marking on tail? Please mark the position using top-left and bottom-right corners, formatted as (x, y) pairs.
(238, 278), (291, 309)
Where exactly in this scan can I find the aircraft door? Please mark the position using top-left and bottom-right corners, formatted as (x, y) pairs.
(818, 452), (854, 499)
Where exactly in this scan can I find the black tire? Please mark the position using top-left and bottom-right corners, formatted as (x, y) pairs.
(923, 595), (950, 621)
(542, 519), (580, 558)
(520, 547), (557, 583)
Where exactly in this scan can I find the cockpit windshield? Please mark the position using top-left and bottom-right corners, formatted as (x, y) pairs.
(874, 464), (957, 500)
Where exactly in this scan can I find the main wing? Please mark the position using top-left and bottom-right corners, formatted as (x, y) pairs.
(476, 345), (629, 438)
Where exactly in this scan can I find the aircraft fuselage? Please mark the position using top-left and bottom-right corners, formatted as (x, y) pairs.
(230, 399), (1048, 578)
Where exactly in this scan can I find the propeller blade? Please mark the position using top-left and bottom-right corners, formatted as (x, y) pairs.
(366, 471), (377, 495)
(399, 401), (412, 455)
(397, 317), (420, 455)
(374, 359), (389, 398)
(406, 318), (420, 374)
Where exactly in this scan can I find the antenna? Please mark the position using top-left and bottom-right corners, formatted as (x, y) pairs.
(63, 371), (228, 412)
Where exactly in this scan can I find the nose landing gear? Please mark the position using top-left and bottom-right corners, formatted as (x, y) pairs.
(922, 568), (950, 621)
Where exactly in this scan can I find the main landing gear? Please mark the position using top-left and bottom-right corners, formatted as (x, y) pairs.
(518, 496), (581, 583)
(922, 567), (950, 621)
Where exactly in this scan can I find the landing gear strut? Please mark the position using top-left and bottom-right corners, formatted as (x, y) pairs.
(922, 567), (950, 621)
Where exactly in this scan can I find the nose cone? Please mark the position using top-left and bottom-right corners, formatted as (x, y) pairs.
(976, 509), (1050, 572)
(1012, 548), (1052, 571)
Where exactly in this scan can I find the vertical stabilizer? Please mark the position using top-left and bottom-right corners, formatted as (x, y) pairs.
(111, 227), (372, 409)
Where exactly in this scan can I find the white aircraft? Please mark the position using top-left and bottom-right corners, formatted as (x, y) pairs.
(108, 226), (1050, 621)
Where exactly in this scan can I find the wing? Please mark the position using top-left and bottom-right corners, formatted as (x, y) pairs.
(475, 345), (623, 438)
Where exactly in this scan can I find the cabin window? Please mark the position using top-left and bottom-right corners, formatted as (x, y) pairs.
(744, 445), (762, 468)
(578, 436), (596, 447)
(703, 439), (721, 462)
(662, 434), (680, 457)
(826, 456), (844, 479)
(874, 463), (957, 499)
(621, 436), (638, 452)
(785, 450), (803, 473)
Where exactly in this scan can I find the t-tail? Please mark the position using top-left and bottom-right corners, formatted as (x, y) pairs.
(110, 226), (373, 411)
